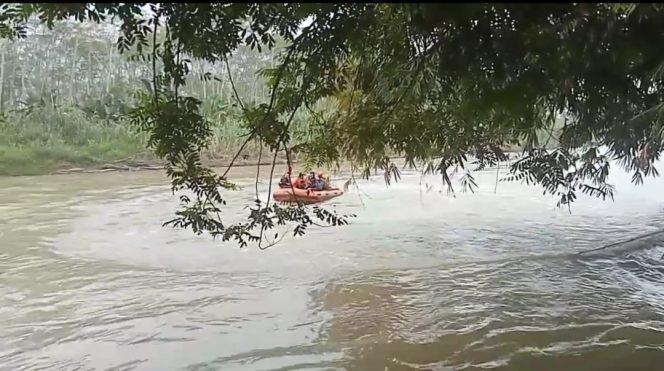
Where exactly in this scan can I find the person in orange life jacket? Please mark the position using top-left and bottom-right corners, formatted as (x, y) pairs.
(279, 171), (307, 189)
(292, 172), (307, 189)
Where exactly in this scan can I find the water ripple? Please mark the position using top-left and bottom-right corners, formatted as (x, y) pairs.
(1, 167), (664, 370)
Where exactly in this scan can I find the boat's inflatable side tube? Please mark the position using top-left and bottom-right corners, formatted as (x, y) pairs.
(272, 187), (344, 203)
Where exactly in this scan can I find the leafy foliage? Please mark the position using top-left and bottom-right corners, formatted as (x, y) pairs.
(3, 3), (664, 245)
(0, 9), (287, 175)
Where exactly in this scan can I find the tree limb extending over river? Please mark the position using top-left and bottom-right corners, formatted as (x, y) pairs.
(1, 3), (663, 246)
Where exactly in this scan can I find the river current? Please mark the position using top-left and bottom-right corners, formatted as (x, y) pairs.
(1, 164), (664, 370)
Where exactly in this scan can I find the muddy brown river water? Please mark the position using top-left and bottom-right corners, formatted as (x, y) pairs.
(1, 164), (664, 370)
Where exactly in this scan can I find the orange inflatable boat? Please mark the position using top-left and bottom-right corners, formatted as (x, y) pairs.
(272, 186), (344, 204)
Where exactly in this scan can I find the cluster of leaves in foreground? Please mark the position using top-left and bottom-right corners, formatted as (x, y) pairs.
(2, 3), (663, 245)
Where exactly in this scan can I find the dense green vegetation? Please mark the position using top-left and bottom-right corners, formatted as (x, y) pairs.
(0, 106), (143, 175)
(1, 3), (662, 247)
(0, 19), (282, 175)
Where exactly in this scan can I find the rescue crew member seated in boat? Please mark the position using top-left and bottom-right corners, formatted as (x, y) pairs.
(316, 171), (331, 190)
(306, 171), (326, 191)
(279, 172), (307, 189)
(293, 173), (307, 189)
(278, 173), (291, 188)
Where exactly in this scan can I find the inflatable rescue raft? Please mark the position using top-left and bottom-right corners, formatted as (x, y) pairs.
(272, 186), (344, 204)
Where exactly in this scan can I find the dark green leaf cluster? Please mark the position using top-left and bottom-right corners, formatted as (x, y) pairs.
(3, 3), (663, 245)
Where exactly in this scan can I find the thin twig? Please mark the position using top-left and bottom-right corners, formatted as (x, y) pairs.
(223, 57), (247, 114)
(284, 143), (304, 208)
(221, 136), (254, 179)
(341, 57), (368, 209)
(311, 221), (335, 228)
(151, 14), (159, 107)
(494, 161), (500, 194)
(174, 34), (181, 104)
(219, 57), (255, 179)
(348, 160), (366, 208)
(419, 170), (425, 206)
(256, 229), (289, 249)
(221, 23), (314, 179)
(255, 142), (262, 201)
(259, 106), (300, 250)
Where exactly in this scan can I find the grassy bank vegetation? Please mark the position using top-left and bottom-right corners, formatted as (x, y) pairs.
(0, 106), (144, 175)
(0, 102), (266, 176)
(0, 20), (280, 176)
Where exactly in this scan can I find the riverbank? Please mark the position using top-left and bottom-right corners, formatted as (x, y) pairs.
(0, 146), (524, 178)
(0, 105), (553, 177)
(0, 148), (292, 177)
(0, 104), (268, 176)
(51, 156), (294, 175)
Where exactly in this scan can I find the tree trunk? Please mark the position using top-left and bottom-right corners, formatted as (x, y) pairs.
(8, 66), (15, 107)
(106, 44), (114, 94)
(55, 79), (60, 107)
(70, 37), (79, 103)
(21, 68), (26, 103)
(202, 70), (207, 99)
(87, 50), (92, 97)
(41, 48), (49, 100)
(0, 48), (5, 113)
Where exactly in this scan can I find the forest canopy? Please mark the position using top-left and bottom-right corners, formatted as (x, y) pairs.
(1, 3), (663, 247)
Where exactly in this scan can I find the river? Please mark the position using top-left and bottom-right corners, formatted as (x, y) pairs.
(1, 164), (664, 370)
